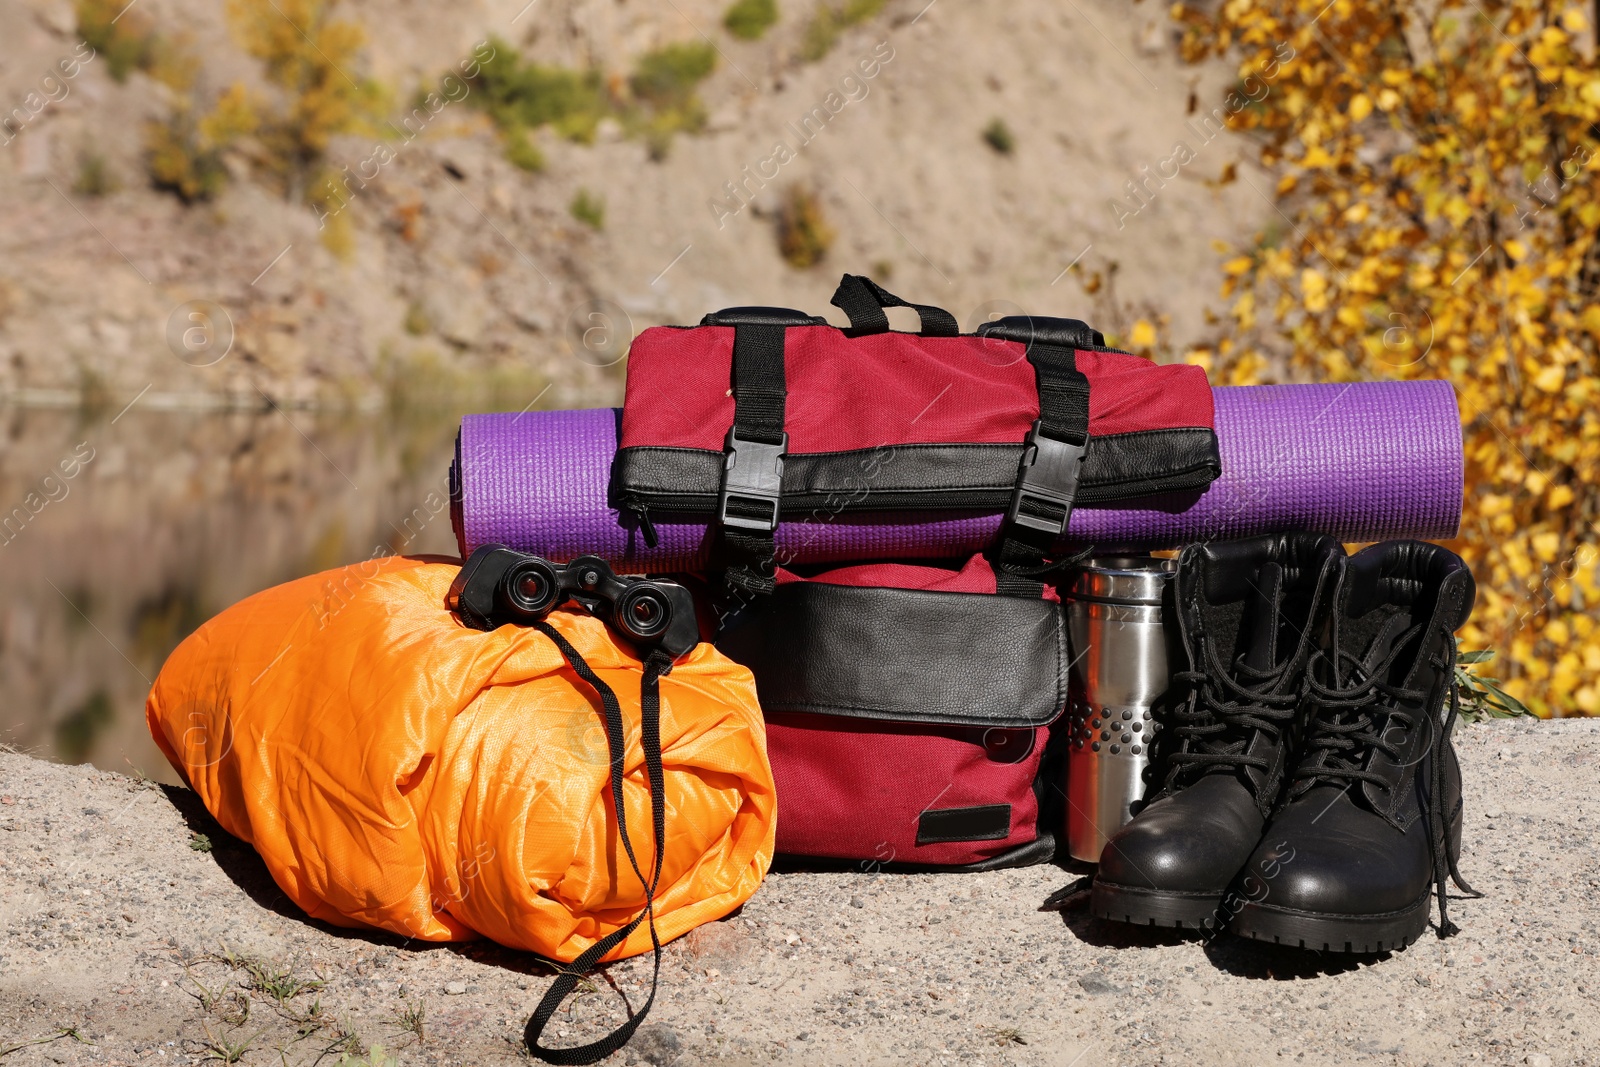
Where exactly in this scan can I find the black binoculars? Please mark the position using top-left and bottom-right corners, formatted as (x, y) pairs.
(447, 544), (699, 660)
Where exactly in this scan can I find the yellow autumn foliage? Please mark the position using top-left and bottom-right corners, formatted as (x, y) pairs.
(226, 0), (381, 189)
(1175, 0), (1600, 716)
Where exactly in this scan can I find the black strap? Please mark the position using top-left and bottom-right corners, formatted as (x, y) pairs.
(829, 274), (959, 337)
(730, 324), (787, 445)
(715, 323), (790, 598)
(989, 341), (1094, 590)
(524, 626), (673, 1066)
(1027, 344), (1091, 446)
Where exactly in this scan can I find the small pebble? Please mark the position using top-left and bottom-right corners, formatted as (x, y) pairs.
(850, 897), (864, 909)
(444, 981), (467, 995)
(1526, 1054), (1552, 1067)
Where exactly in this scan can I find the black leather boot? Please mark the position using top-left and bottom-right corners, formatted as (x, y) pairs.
(1230, 540), (1480, 952)
(1091, 533), (1344, 931)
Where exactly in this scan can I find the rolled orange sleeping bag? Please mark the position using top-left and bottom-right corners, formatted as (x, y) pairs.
(146, 554), (775, 963)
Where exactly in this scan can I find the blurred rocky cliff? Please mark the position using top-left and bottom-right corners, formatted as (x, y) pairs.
(0, 0), (1267, 413)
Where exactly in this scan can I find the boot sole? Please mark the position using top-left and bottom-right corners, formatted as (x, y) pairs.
(1090, 880), (1227, 932)
(1229, 889), (1432, 954)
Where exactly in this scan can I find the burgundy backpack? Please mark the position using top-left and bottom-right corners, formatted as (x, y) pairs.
(614, 275), (1218, 867)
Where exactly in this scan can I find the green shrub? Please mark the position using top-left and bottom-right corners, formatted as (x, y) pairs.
(982, 117), (1015, 155)
(470, 36), (611, 143)
(145, 110), (230, 203)
(74, 152), (118, 197)
(800, 0), (885, 61)
(778, 184), (834, 268)
(468, 37), (716, 161)
(724, 0), (779, 40)
(145, 84), (258, 204)
(630, 42), (718, 108)
(569, 188), (605, 230)
(76, 0), (152, 81)
(628, 42), (717, 159)
(503, 125), (546, 172)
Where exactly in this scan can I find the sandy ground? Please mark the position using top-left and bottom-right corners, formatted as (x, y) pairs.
(2, 717), (1597, 1067)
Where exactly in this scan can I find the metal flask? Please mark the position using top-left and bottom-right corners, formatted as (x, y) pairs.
(1062, 555), (1179, 864)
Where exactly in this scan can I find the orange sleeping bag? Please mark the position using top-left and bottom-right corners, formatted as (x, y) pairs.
(146, 555), (776, 966)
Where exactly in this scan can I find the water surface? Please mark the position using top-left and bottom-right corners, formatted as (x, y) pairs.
(0, 405), (475, 783)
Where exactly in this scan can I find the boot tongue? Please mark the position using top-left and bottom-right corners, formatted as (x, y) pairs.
(1355, 613), (1414, 686)
(1239, 562), (1284, 675)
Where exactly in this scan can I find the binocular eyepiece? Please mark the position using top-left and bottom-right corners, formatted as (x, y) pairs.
(447, 544), (699, 660)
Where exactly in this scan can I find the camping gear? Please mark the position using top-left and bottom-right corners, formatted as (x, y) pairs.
(715, 554), (1066, 868)
(611, 277), (1220, 593)
(1061, 555), (1179, 863)
(449, 544), (699, 658)
(146, 555), (776, 1065)
(1231, 540), (1479, 952)
(1092, 533), (1345, 932)
(451, 380), (1464, 568)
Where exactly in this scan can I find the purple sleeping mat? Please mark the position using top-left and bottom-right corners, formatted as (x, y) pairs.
(453, 380), (1463, 570)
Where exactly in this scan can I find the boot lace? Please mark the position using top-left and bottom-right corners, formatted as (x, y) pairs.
(1166, 629), (1300, 792)
(1296, 627), (1481, 937)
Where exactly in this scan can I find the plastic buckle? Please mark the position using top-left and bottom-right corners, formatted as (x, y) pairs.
(1007, 420), (1087, 538)
(718, 428), (787, 532)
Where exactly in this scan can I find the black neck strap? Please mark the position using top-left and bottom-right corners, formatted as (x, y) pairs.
(524, 627), (673, 1065)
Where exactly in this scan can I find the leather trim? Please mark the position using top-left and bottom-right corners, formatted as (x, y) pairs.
(714, 583), (1067, 728)
(916, 804), (1013, 844)
(611, 428), (1222, 513)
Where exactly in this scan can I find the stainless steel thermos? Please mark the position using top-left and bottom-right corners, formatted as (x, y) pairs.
(1062, 555), (1179, 864)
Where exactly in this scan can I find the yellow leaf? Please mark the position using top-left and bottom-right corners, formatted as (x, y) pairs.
(1349, 93), (1372, 121)
(1301, 268), (1328, 312)
(1548, 484), (1575, 509)
(1301, 145), (1335, 169)
(1563, 7), (1589, 32)
(1479, 493), (1512, 517)
(1129, 319), (1157, 347)
(1377, 88), (1401, 112)
(1534, 531), (1562, 562)
(1547, 619), (1572, 646)
(1504, 239), (1528, 261)
(1224, 256), (1253, 275)
(1533, 364), (1566, 392)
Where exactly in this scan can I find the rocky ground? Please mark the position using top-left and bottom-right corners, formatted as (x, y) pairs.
(2, 717), (1597, 1066)
(0, 0), (1267, 411)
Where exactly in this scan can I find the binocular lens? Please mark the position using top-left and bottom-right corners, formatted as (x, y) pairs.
(502, 558), (561, 618)
(619, 588), (671, 638)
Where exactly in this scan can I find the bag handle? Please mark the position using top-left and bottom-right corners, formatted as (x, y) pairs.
(829, 274), (959, 337)
(524, 626), (673, 1066)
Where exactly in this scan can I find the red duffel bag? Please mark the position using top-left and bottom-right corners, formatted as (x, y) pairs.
(714, 554), (1066, 869)
(610, 275), (1219, 596)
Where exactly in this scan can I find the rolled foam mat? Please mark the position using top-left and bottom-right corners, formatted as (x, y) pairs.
(453, 381), (1462, 569)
